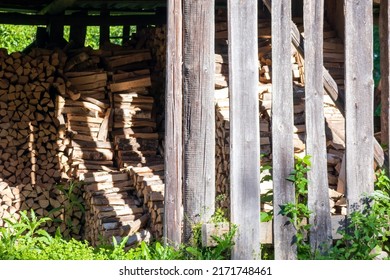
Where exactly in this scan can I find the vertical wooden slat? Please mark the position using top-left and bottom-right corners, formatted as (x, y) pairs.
(304, 0), (332, 253)
(164, 0), (183, 247)
(183, 0), (215, 242)
(99, 9), (110, 47)
(228, 0), (260, 260)
(345, 0), (374, 212)
(272, 0), (296, 260)
(122, 25), (130, 45)
(47, 15), (64, 46)
(381, 0), (390, 167)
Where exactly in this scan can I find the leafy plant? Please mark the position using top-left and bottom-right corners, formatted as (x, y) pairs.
(279, 155), (312, 259)
(50, 180), (85, 238)
(260, 157), (273, 222)
(185, 224), (237, 260)
(324, 169), (390, 260)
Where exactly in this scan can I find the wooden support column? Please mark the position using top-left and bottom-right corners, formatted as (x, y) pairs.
(47, 14), (64, 47)
(122, 25), (130, 45)
(183, 0), (215, 242)
(69, 12), (87, 48)
(381, 0), (390, 169)
(100, 9), (110, 48)
(164, 0), (183, 248)
(345, 0), (374, 212)
(272, 0), (296, 260)
(228, 0), (260, 260)
(304, 0), (332, 253)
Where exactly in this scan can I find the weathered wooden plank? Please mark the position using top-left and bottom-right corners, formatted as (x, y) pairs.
(345, 0), (374, 212)
(183, 0), (215, 242)
(262, 0), (385, 168)
(381, 0), (390, 170)
(228, 0), (260, 260)
(164, 0), (183, 248)
(304, 0), (332, 254)
(271, 0), (296, 260)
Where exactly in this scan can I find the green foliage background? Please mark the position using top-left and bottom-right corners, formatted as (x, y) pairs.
(0, 24), (132, 53)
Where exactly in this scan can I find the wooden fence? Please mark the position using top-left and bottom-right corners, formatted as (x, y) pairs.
(164, 0), (385, 260)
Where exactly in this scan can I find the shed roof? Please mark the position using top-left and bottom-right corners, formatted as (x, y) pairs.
(0, 0), (168, 14)
(0, 0), (229, 15)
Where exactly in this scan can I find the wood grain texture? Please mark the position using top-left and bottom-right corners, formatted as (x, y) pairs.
(263, 0), (384, 167)
(164, 0), (183, 247)
(381, 0), (390, 171)
(228, 0), (260, 260)
(271, 0), (297, 260)
(345, 0), (374, 212)
(304, 0), (332, 253)
(183, 0), (215, 242)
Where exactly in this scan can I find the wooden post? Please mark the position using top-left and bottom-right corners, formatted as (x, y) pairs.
(272, 0), (297, 260)
(228, 0), (260, 260)
(345, 0), (374, 212)
(381, 0), (390, 169)
(69, 12), (87, 48)
(122, 25), (130, 45)
(164, 0), (183, 248)
(183, 0), (215, 242)
(303, 0), (332, 254)
(100, 9), (110, 48)
(47, 15), (64, 47)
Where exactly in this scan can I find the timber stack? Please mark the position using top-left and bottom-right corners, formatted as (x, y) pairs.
(60, 48), (114, 179)
(0, 48), (87, 238)
(127, 162), (164, 238)
(104, 49), (159, 168)
(82, 170), (151, 247)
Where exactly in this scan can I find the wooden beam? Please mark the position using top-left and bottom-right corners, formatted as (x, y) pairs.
(381, 0), (390, 170)
(262, 0), (385, 167)
(39, 0), (76, 15)
(304, 0), (332, 254)
(183, 0), (215, 242)
(0, 13), (165, 26)
(271, 0), (296, 260)
(345, 0), (374, 212)
(228, 0), (260, 260)
(164, 0), (183, 248)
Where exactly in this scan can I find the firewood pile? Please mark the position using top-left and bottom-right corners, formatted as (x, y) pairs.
(81, 170), (151, 247)
(0, 38), (165, 243)
(0, 48), (87, 237)
(127, 162), (164, 238)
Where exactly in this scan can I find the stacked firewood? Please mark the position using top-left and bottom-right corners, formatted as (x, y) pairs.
(55, 48), (115, 179)
(0, 49), (66, 188)
(82, 170), (150, 247)
(104, 49), (159, 168)
(127, 162), (164, 238)
(140, 25), (169, 156)
(0, 179), (84, 238)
